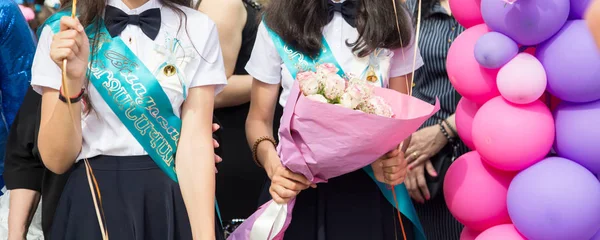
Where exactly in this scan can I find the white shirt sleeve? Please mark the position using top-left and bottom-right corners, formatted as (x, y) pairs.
(244, 22), (283, 85)
(188, 20), (227, 95)
(389, 41), (424, 78)
(31, 26), (62, 94)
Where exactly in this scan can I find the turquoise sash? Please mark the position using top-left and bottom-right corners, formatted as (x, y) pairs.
(265, 24), (426, 240)
(39, 12), (222, 224)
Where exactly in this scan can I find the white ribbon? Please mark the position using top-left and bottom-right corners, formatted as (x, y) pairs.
(249, 202), (288, 240)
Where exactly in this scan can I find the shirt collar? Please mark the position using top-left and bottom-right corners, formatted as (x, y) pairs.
(106, 0), (161, 14)
(426, 2), (450, 17)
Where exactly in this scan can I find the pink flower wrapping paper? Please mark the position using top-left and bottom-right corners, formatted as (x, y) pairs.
(229, 81), (439, 240)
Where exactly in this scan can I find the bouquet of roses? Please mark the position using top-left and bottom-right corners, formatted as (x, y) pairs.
(298, 64), (395, 117)
(229, 63), (439, 240)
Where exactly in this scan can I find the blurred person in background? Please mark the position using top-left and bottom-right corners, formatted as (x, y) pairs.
(403, 0), (470, 239)
(0, 0), (37, 193)
(196, 0), (284, 236)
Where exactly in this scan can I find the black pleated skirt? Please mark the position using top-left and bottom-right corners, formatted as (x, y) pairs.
(259, 169), (416, 240)
(50, 155), (224, 240)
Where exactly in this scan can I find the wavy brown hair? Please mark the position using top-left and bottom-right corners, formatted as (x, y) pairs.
(58, 0), (193, 113)
(263, 0), (414, 58)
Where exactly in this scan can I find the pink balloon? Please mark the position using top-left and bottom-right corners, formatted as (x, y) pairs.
(447, 24), (500, 105)
(450, 0), (484, 28)
(456, 98), (480, 150)
(475, 224), (526, 240)
(461, 227), (482, 240)
(472, 97), (555, 171)
(444, 151), (514, 231)
(497, 53), (547, 104)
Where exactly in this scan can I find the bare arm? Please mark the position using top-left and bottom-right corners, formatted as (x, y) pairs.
(245, 79), (281, 178)
(38, 88), (82, 174)
(177, 86), (217, 240)
(199, 0), (252, 109)
(38, 17), (88, 174)
(7, 189), (41, 240)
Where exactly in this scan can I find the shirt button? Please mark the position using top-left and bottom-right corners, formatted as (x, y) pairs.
(448, 38), (452, 43)
(451, 27), (456, 31)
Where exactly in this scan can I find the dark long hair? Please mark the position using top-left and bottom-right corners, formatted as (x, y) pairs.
(59, 0), (193, 113)
(263, 0), (413, 58)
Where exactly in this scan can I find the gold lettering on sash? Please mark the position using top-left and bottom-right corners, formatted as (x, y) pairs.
(166, 127), (179, 141)
(134, 115), (152, 135)
(124, 101), (138, 121)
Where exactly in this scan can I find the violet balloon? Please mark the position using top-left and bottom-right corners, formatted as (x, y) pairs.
(593, 229), (600, 240)
(480, 0), (570, 45)
(570, 0), (592, 19)
(474, 32), (519, 69)
(537, 20), (600, 103)
(508, 157), (600, 240)
(554, 100), (600, 175)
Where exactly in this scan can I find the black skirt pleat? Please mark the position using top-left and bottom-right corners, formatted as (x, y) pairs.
(50, 155), (223, 240)
(259, 169), (416, 240)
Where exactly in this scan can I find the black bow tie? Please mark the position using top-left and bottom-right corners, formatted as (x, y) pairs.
(328, 0), (357, 28)
(104, 5), (161, 40)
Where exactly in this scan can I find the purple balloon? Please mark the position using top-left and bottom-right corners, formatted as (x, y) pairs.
(480, 0), (570, 45)
(554, 100), (600, 175)
(593, 230), (600, 240)
(507, 157), (600, 240)
(474, 32), (519, 69)
(537, 20), (600, 103)
(570, 0), (592, 19)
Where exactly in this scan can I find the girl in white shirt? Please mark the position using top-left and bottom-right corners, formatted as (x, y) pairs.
(32, 0), (226, 239)
(246, 0), (424, 239)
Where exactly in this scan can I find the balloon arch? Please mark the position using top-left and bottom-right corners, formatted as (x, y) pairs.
(442, 0), (600, 239)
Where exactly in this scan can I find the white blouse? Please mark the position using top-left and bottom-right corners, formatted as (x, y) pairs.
(245, 1), (424, 107)
(31, 0), (227, 160)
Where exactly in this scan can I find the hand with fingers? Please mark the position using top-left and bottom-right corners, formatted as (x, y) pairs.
(404, 125), (447, 203)
(371, 145), (408, 186)
(50, 16), (89, 91)
(266, 158), (317, 204)
(212, 123), (223, 169)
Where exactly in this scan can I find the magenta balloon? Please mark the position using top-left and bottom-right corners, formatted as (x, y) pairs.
(537, 20), (600, 103)
(554, 100), (600, 175)
(507, 157), (600, 240)
(480, 0), (570, 45)
(570, 0), (592, 19)
(456, 97), (479, 150)
(444, 151), (514, 231)
(461, 227), (481, 240)
(447, 24), (500, 105)
(450, 0), (484, 28)
(472, 97), (554, 171)
(475, 224), (526, 240)
(474, 32), (519, 69)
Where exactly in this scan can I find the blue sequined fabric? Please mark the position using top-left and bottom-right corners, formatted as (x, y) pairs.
(0, 0), (36, 127)
(0, 0), (36, 178)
